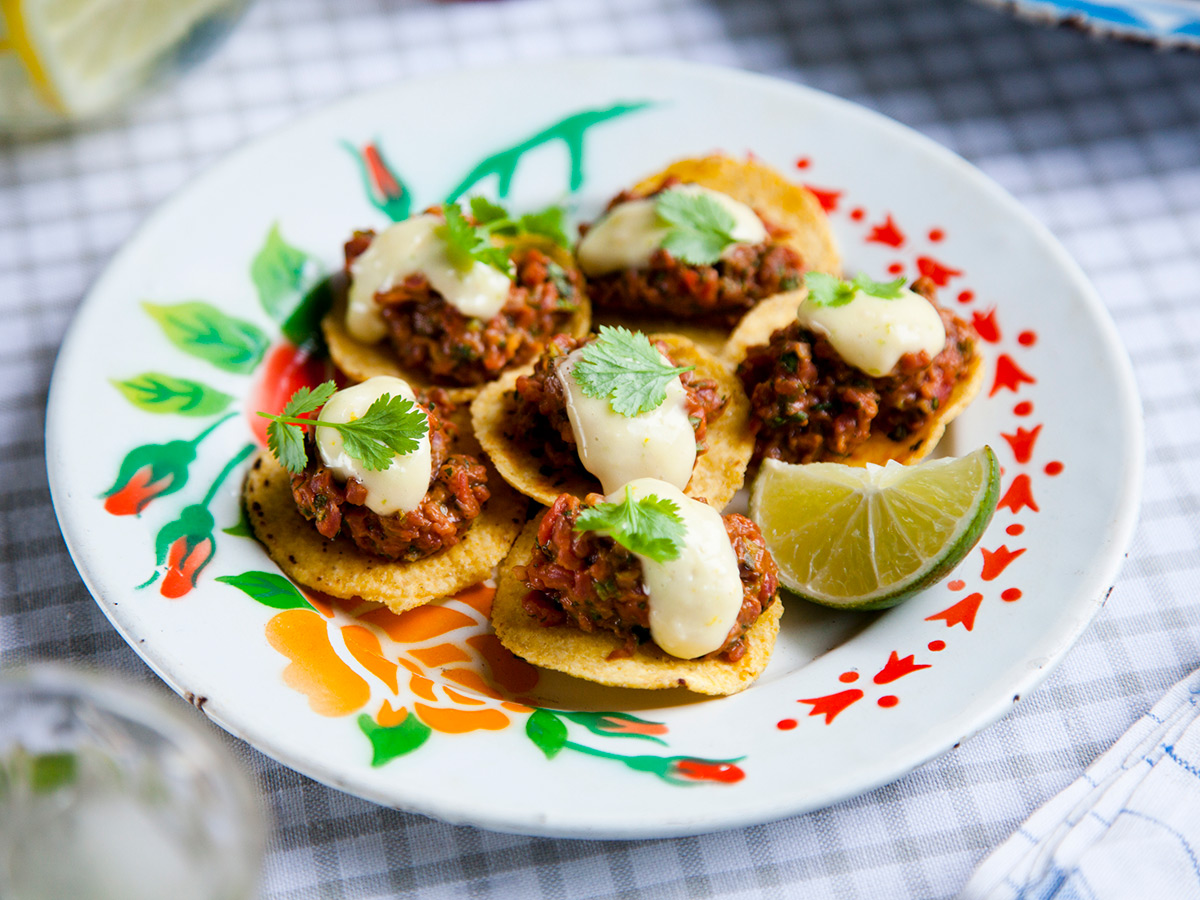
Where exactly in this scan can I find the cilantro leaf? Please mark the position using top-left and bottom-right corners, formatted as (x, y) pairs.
(436, 204), (514, 278)
(804, 271), (907, 308)
(282, 381), (336, 418)
(257, 381), (429, 474)
(518, 206), (570, 248)
(266, 417), (309, 474)
(851, 273), (906, 298)
(573, 326), (694, 417)
(655, 188), (739, 265)
(466, 197), (571, 248)
(574, 486), (688, 563)
(469, 196), (510, 227)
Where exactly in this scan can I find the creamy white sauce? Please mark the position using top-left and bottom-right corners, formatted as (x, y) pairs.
(577, 184), (768, 276)
(796, 286), (946, 377)
(345, 214), (512, 343)
(610, 479), (743, 660)
(556, 349), (696, 495)
(315, 376), (431, 516)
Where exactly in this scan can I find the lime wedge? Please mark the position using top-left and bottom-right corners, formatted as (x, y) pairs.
(749, 446), (1000, 609)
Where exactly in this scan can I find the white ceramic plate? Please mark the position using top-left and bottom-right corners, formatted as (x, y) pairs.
(46, 58), (1142, 838)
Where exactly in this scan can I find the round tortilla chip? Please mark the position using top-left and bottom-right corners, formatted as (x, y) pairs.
(470, 333), (755, 511)
(591, 154), (841, 348)
(492, 518), (782, 696)
(242, 449), (528, 613)
(723, 290), (987, 465)
(322, 235), (590, 401)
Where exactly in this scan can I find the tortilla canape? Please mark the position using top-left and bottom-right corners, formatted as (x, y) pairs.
(725, 274), (985, 466)
(471, 327), (755, 511)
(579, 154), (840, 352)
(492, 480), (782, 697)
(244, 376), (526, 613)
(323, 205), (590, 402)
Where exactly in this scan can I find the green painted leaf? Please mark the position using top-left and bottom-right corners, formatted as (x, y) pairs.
(215, 571), (312, 610)
(251, 224), (310, 322)
(526, 708), (568, 759)
(358, 713), (431, 766)
(142, 301), (268, 374)
(111, 373), (233, 416)
(559, 711), (668, 745)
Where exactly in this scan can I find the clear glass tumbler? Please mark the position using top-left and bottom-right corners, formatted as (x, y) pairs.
(0, 0), (251, 134)
(0, 665), (265, 900)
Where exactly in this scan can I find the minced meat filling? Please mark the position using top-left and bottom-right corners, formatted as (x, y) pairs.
(289, 392), (490, 561)
(582, 180), (806, 324)
(515, 493), (779, 663)
(344, 229), (583, 386)
(736, 278), (978, 464)
(507, 333), (727, 471)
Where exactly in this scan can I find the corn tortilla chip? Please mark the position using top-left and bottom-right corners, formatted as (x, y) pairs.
(471, 333), (755, 511)
(492, 518), (782, 696)
(723, 290), (986, 465)
(243, 449), (528, 613)
(590, 154), (840, 348)
(323, 235), (590, 401)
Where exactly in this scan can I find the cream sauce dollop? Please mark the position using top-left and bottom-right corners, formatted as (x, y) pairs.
(576, 184), (767, 276)
(796, 286), (946, 377)
(345, 214), (512, 343)
(611, 478), (743, 660)
(556, 349), (696, 495)
(315, 375), (431, 516)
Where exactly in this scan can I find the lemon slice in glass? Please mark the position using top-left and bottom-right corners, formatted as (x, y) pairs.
(0, 0), (240, 123)
(749, 446), (1000, 610)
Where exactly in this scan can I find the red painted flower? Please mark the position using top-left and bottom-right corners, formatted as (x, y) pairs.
(161, 534), (215, 599)
(668, 757), (745, 784)
(103, 464), (178, 516)
(101, 415), (230, 516)
(343, 140), (411, 222)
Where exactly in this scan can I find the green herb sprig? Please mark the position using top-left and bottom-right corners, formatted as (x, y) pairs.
(437, 204), (515, 278)
(257, 381), (428, 474)
(469, 197), (570, 248)
(804, 272), (907, 308)
(654, 188), (740, 265)
(574, 485), (688, 563)
(573, 326), (694, 417)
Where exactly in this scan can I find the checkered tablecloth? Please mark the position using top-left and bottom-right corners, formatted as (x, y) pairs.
(3, 0), (1200, 897)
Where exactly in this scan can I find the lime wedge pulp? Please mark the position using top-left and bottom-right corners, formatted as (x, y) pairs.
(749, 446), (1000, 610)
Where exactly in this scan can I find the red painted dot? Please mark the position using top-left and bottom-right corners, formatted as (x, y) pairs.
(957, 290), (974, 304)
(1018, 330), (1037, 346)
(878, 695), (899, 708)
(1001, 588), (1022, 602)
(777, 718), (798, 730)
(795, 158), (811, 169)
(887, 262), (904, 275)
(928, 228), (945, 242)
(850, 207), (865, 221)
(928, 640), (946, 652)
(839, 671), (859, 683)
(1006, 523), (1025, 536)
(1045, 461), (1063, 476)
(1014, 401), (1033, 416)
(948, 579), (965, 591)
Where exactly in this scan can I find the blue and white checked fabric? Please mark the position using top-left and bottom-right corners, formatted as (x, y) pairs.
(4, 0), (1200, 897)
(964, 670), (1200, 899)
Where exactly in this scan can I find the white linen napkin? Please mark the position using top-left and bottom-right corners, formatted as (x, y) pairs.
(961, 669), (1200, 900)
